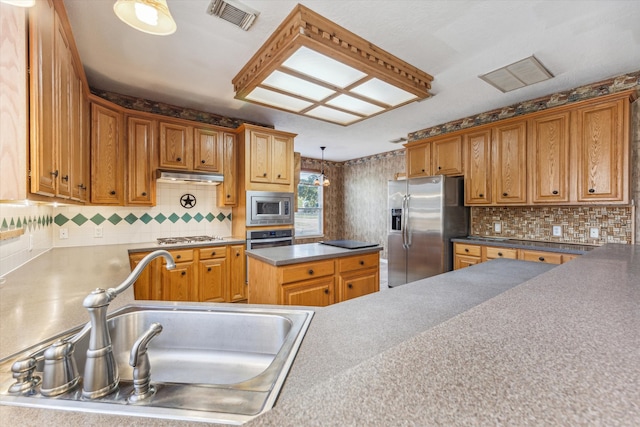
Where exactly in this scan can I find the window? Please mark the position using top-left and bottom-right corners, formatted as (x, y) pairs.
(295, 171), (323, 237)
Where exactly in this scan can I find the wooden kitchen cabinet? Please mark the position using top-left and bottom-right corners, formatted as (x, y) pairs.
(453, 243), (481, 269)
(454, 242), (581, 270)
(198, 248), (227, 303)
(282, 276), (335, 306)
(528, 111), (570, 204)
(481, 246), (517, 262)
(464, 129), (492, 205)
(217, 132), (238, 207)
(159, 120), (193, 170)
(126, 115), (157, 205)
(337, 253), (379, 302)
(70, 69), (90, 202)
(129, 252), (160, 300)
(492, 121), (527, 204)
(406, 140), (431, 178)
(194, 127), (223, 173)
(160, 248), (195, 301)
(431, 134), (464, 176)
(518, 249), (563, 265)
(91, 101), (124, 205)
(574, 97), (629, 203)
(228, 244), (247, 302)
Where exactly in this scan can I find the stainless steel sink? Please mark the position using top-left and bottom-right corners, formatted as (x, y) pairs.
(0, 304), (314, 424)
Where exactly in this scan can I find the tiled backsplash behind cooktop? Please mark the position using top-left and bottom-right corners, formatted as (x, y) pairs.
(471, 206), (633, 245)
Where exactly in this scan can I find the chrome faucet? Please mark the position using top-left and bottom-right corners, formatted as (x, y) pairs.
(81, 250), (175, 399)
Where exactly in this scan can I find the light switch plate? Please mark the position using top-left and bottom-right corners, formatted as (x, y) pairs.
(59, 228), (68, 239)
(589, 227), (599, 238)
(552, 225), (562, 237)
(494, 221), (502, 233)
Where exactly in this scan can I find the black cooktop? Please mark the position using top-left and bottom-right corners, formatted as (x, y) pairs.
(320, 240), (379, 249)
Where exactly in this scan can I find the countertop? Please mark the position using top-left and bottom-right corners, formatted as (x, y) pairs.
(246, 242), (382, 266)
(1, 243), (639, 425)
(452, 236), (597, 254)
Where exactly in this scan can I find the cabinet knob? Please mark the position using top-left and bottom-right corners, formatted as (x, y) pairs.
(421, 169), (425, 172)
(588, 188), (595, 193)
(141, 192), (147, 196)
(348, 284), (353, 289)
(78, 184), (86, 190)
(110, 190), (116, 195)
(308, 269), (314, 275)
(464, 248), (469, 253)
(51, 170), (59, 178)
(538, 256), (545, 262)
(324, 289), (329, 294)
(207, 267), (211, 272)
(479, 193), (484, 198)
(176, 157), (182, 162)
(359, 260), (365, 265)
(181, 271), (186, 276)
(277, 174), (281, 178)
(236, 252), (240, 257)
(226, 194), (231, 198)
(552, 190), (559, 195)
(176, 254), (181, 259)
(438, 166), (441, 170)
(201, 160), (206, 164)
(211, 251), (216, 256)
(263, 172), (267, 177)
(61, 175), (69, 182)
(498, 252), (503, 257)
(502, 192), (508, 197)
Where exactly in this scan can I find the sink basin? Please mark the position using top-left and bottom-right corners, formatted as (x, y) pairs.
(0, 304), (314, 424)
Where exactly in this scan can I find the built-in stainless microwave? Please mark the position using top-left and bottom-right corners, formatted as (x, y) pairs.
(246, 191), (294, 226)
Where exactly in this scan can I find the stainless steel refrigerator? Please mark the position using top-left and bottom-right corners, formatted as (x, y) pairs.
(388, 175), (469, 288)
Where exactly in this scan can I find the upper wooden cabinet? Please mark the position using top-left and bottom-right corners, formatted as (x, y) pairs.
(193, 127), (223, 172)
(91, 102), (124, 205)
(126, 115), (156, 205)
(237, 124), (296, 192)
(217, 132), (238, 206)
(432, 135), (464, 176)
(574, 97), (629, 203)
(464, 129), (492, 205)
(406, 141), (431, 178)
(159, 119), (224, 172)
(492, 121), (527, 204)
(528, 111), (570, 204)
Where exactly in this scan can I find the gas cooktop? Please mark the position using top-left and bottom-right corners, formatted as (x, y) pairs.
(156, 236), (225, 245)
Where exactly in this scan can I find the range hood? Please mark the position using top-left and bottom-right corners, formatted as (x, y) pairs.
(156, 170), (223, 185)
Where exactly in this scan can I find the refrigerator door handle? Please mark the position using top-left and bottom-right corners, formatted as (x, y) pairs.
(405, 194), (411, 248)
(401, 195), (407, 249)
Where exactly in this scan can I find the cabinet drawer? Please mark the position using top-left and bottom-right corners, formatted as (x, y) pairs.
(280, 260), (334, 284)
(483, 246), (518, 260)
(454, 243), (481, 257)
(339, 253), (379, 273)
(199, 246), (226, 260)
(519, 250), (563, 265)
(165, 249), (194, 263)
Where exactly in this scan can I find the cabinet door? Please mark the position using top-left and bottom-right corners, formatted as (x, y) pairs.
(217, 132), (237, 206)
(464, 129), (492, 205)
(129, 253), (159, 300)
(454, 255), (481, 270)
(407, 143), (431, 177)
(29, 0), (56, 196)
(194, 127), (222, 172)
(249, 131), (272, 183)
(91, 103), (124, 205)
(492, 121), (527, 204)
(70, 64), (88, 201)
(159, 121), (192, 169)
(529, 112), (570, 203)
(339, 268), (378, 302)
(198, 258), (227, 302)
(127, 116), (156, 205)
(54, 15), (72, 199)
(432, 135), (463, 175)
(575, 99), (627, 202)
(282, 276), (334, 307)
(229, 244), (246, 302)
(271, 135), (292, 185)
(162, 262), (195, 301)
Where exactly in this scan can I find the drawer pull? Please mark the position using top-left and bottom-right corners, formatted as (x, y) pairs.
(176, 157), (182, 162)
(497, 252), (503, 257)
(464, 248), (469, 253)
(176, 255), (181, 259)
(348, 283), (353, 289)
(324, 289), (329, 294)
(211, 251), (216, 256)
(588, 188), (595, 193)
(207, 267), (211, 272)
(552, 190), (558, 195)
(538, 256), (545, 262)
(181, 271), (186, 276)
(359, 260), (365, 265)
(308, 269), (314, 275)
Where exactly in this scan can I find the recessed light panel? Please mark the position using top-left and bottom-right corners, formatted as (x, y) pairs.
(326, 94), (384, 116)
(246, 87), (313, 112)
(305, 106), (361, 125)
(351, 78), (418, 106)
(283, 47), (367, 89)
(262, 70), (335, 101)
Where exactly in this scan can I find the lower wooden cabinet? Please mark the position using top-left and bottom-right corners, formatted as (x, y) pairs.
(247, 252), (379, 306)
(453, 242), (580, 270)
(129, 244), (245, 303)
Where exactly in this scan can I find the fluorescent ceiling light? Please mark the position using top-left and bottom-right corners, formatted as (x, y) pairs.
(480, 56), (553, 93)
(232, 4), (433, 126)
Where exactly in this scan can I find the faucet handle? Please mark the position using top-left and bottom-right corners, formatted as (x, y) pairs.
(8, 357), (41, 394)
(128, 322), (163, 403)
(41, 339), (80, 396)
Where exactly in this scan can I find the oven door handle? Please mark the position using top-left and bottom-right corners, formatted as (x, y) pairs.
(247, 237), (293, 244)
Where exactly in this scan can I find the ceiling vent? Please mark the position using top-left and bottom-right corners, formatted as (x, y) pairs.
(479, 56), (553, 93)
(207, 0), (258, 31)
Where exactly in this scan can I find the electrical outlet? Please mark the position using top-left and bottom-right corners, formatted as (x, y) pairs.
(94, 226), (103, 238)
(552, 225), (562, 237)
(59, 228), (68, 239)
(28, 234), (34, 252)
(589, 227), (599, 239)
(494, 222), (502, 233)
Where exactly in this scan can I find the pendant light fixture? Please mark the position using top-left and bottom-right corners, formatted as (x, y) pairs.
(113, 0), (177, 35)
(314, 147), (330, 187)
(0, 0), (35, 6)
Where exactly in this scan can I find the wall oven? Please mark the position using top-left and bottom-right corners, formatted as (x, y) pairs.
(246, 229), (294, 250)
(246, 191), (294, 226)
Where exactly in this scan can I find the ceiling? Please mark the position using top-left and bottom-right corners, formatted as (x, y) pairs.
(63, 0), (640, 162)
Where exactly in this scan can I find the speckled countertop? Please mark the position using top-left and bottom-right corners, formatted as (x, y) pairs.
(452, 236), (597, 254)
(1, 243), (638, 426)
(246, 242), (382, 266)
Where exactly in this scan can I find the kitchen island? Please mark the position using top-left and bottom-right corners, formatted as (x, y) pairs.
(246, 243), (382, 306)
(1, 244), (638, 425)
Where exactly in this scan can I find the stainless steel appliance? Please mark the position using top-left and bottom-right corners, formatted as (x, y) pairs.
(156, 235), (225, 245)
(246, 229), (294, 250)
(246, 191), (294, 226)
(388, 175), (469, 288)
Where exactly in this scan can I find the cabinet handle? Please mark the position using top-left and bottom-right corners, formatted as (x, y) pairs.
(61, 175), (69, 182)
(110, 190), (116, 195)
(211, 251), (216, 256)
(588, 188), (595, 193)
(438, 166), (441, 170)
(464, 248), (469, 253)
(78, 184), (86, 190)
(498, 252), (503, 257)
(263, 172), (267, 177)
(141, 192), (147, 196)
(502, 192), (508, 197)
(308, 269), (314, 275)
(181, 271), (186, 276)
(277, 174), (281, 178)
(176, 254), (181, 259)
(207, 267), (211, 272)
(226, 194), (231, 198)
(348, 283), (353, 289)
(552, 190), (559, 195)
(324, 289), (329, 294)
(51, 170), (59, 178)
(236, 252), (240, 257)
(421, 169), (425, 172)
(176, 157), (182, 162)
(479, 193), (484, 197)
(359, 260), (365, 265)
(201, 160), (206, 164)
(538, 256), (545, 262)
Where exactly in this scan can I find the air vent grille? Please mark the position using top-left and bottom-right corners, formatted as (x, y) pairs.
(207, 0), (258, 31)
